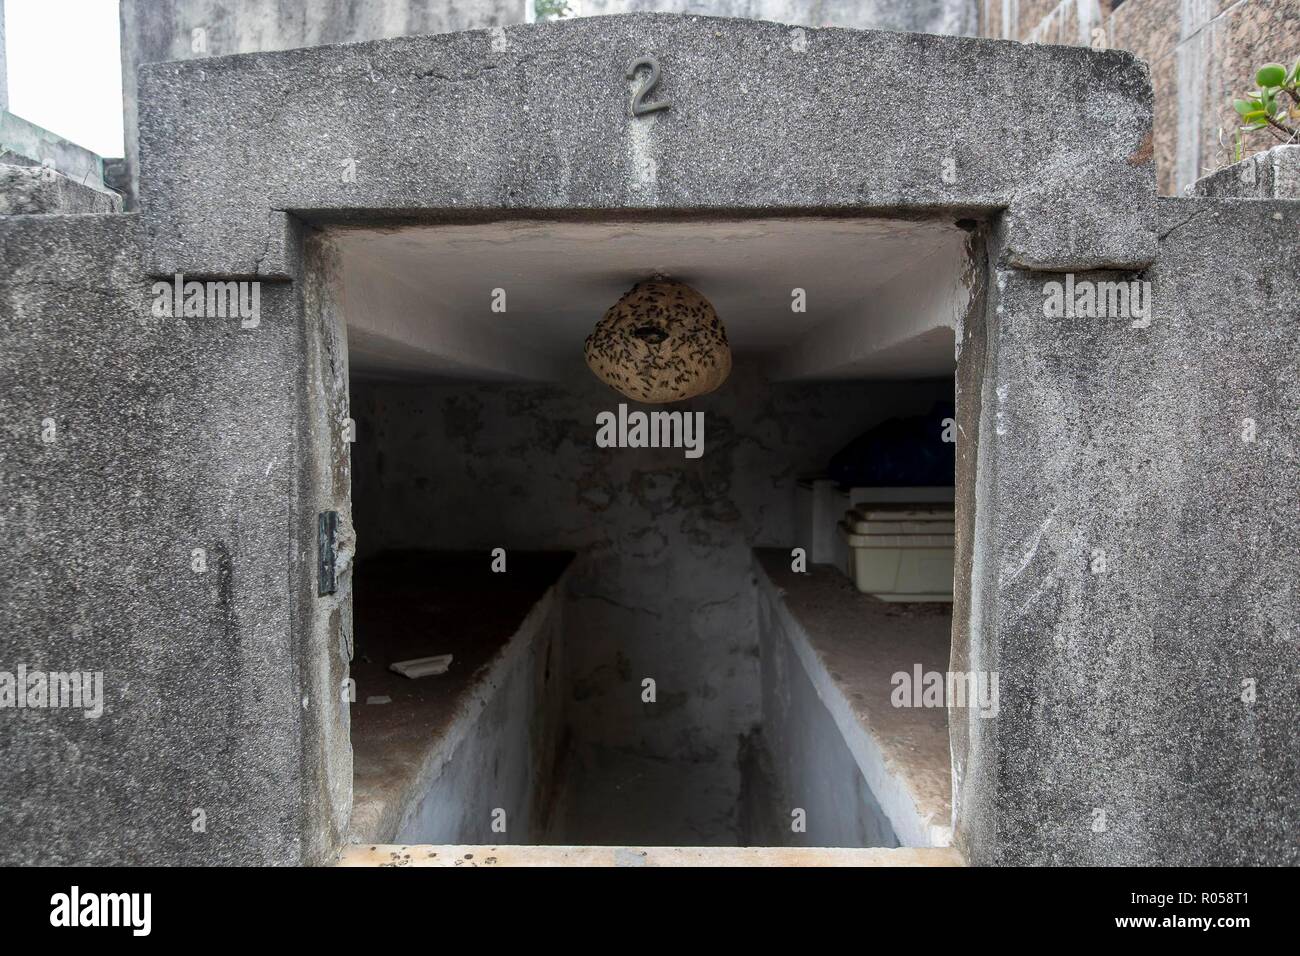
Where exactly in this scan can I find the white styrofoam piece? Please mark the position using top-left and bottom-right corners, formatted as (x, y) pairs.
(389, 653), (454, 679)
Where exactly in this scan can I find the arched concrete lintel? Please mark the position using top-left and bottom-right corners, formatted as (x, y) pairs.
(136, 13), (1156, 280)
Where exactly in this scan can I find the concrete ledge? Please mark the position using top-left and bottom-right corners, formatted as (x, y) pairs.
(337, 843), (964, 866)
(349, 552), (572, 844)
(1191, 145), (1300, 199)
(754, 550), (953, 848)
(0, 163), (123, 215)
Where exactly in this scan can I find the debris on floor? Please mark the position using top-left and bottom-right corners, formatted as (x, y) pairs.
(389, 654), (453, 679)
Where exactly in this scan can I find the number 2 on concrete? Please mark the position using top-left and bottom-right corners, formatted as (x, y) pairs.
(627, 56), (672, 117)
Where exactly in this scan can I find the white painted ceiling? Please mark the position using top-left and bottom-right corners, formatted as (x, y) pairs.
(334, 217), (968, 382)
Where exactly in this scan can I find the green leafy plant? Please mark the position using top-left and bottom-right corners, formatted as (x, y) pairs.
(535, 0), (572, 21)
(1233, 58), (1300, 145)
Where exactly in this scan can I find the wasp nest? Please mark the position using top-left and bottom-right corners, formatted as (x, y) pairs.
(584, 277), (731, 404)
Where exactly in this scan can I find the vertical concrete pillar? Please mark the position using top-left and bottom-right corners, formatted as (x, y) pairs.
(0, 216), (322, 864)
(953, 200), (1300, 864)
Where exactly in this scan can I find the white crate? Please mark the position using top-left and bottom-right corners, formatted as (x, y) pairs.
(798, 482), (956, 575)
(838, 522), (955, 601)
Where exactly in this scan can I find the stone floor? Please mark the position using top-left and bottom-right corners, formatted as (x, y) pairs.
(546, 743), (745, 846)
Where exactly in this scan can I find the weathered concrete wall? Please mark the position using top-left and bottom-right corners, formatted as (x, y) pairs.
(0, 110), (111, 191)
(0, 215), (315, 864)
(980, 0), (1300, 195)
(118, 0), (527, 208)
(569, 1), (976, 34)
(349, 361), (953, 813)
(953, 196), (1300, 865)
(16, 12), (1278, 866)
(118, 1), (977, 208)
(0, 0), (8, 113)
(756, 576), (900, 848)
(391, 587), (566, 844)
(135, 14), (1156, 279)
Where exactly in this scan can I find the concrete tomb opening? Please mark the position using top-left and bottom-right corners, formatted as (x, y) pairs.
(329, 214), (972, 851)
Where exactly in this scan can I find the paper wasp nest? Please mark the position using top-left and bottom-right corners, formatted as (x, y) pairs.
(584, 277), (731, 404)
